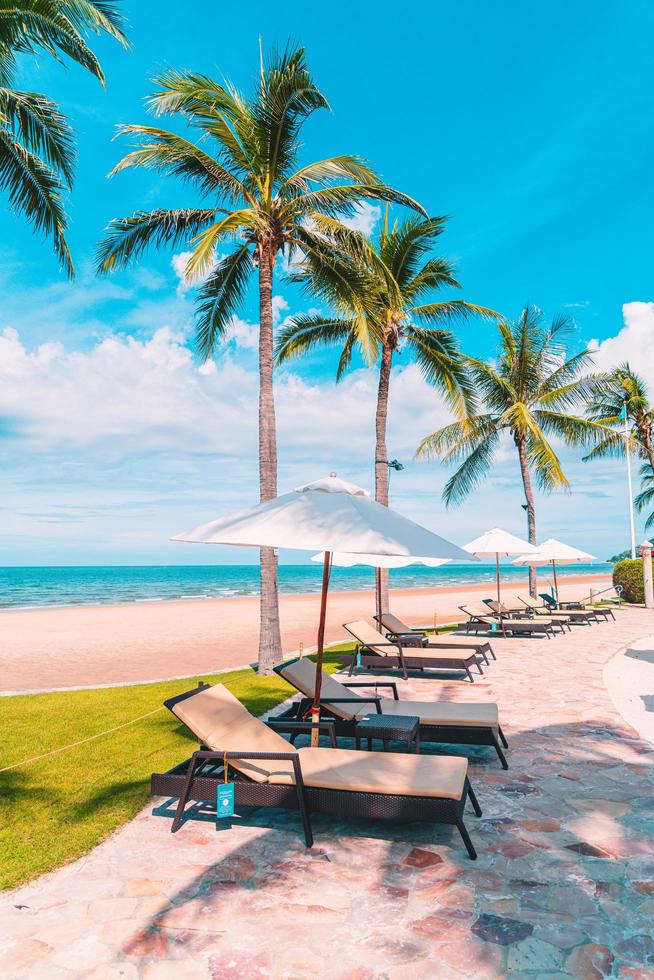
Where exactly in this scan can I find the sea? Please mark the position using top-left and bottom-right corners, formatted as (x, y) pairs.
(0, 563), (612, 611)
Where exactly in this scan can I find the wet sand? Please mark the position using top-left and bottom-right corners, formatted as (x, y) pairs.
(0, 573), (611, 693)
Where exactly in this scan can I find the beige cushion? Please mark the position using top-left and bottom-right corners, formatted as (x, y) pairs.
(288, 747), (468, 800)
(279, 658), (368, 721)
(343, 618), (392, 653)
(379, 700), (498, 729)
(171, 684), (296, 783)
(379, 612), (413, 634)
(427, 635), (490, 649)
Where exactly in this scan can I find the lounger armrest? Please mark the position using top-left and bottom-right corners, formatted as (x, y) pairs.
(321, 696), (383, 713)
(189, 749), (308, 792)
(343, 681), (399, 700)
(358, 641), (402, 648)
(267, 719), (337, 747)
(385, 631), (427, 647)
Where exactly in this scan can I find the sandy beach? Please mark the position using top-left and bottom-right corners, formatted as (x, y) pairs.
(0, 573), (611, 693)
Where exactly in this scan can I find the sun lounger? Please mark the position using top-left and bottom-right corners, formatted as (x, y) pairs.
(539, 593), (614, 621)
(340, 619), (485, 681)
(484, 599), (569, 633)
(375, 611), (496, 661)
(459, 605), (556, 638)
(151, 682), (483, 858)
(273, 657), (509, 768)
(517, 594), (596, 625)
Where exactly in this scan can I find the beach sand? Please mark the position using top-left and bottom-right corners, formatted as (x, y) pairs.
(0, 573), (611, 693)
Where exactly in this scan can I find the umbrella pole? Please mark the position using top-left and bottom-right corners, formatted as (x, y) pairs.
(375, 566), (382, 624)
(552, 560), (559, 603)
(311, 551), (331, 748)
(496, 553), (500, 603)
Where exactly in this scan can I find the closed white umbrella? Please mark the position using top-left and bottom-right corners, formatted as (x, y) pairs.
(174, 474), (472, 742)
(513, 537), (596, 599)
(464, 527), (538, 602)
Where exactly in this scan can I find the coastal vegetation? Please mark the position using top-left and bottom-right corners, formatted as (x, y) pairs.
(416, 308), (605, 594)
(612, 557), (654, 603)
(95, 45), (422, 673)
(275, 211), (497, 611)
(0, 0), (128, 275)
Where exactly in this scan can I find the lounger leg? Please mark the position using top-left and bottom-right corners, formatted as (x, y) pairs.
(476, 661), (484, 675)
(466, 780), (483, 817)
(480, 650), (490, 666)
(455, 819), (477, 860)
(292, 760), (313, 848)
(465, 666), (474, 683)
(498, 724), (509, 748)
(491, 733), (509, 770)
(171, 752), (201, 833)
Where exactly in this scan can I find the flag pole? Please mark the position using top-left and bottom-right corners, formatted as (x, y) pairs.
(623, 404), (636, 559)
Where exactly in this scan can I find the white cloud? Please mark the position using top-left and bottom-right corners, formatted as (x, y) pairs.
(171, 251), (193, 295)
(341, 202), (381, 237)
(589, 301), (654, 389)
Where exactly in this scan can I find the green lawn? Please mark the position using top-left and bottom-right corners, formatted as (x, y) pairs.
(1, 647), (352, 892)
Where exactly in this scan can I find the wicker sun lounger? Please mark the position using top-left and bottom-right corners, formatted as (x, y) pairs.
(458, 605), (556, 639)
(151, 683), (483, 858)
(340, 619), (485, 681)
(484, 599), (569, 633)
(539, 593), (615, 621)
(517, 595), (596, 625)
(375, 611), (497, 661)
(273, 657), (509, 768)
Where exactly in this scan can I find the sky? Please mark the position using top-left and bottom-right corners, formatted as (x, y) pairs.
(2, 0), (654, 565)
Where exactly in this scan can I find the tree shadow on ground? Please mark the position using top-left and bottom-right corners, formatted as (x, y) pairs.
(127, 708), (654, 975)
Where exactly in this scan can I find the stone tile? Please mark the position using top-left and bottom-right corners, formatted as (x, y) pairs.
(471, 913), (533, 946)
(566, 944), (615, 978)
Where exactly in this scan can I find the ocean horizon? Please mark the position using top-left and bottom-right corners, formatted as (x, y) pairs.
(0, 563), (613, 611)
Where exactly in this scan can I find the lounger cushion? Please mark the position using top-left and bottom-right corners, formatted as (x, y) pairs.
(379, 700), (498, 730)
(279, 658), (369, 721)
(171, 684), (297, 783)
(269, 747), (468, 800)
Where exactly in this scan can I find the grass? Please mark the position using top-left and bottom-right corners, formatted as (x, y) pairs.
(1, 646), (352, 892)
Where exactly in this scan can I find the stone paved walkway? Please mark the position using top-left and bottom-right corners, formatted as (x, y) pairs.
(2, 608), (654, 979)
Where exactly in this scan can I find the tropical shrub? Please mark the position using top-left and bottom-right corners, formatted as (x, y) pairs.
(613, 558), (653, 603)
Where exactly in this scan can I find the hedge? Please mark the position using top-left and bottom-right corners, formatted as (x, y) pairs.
(613, 558), (654, 603)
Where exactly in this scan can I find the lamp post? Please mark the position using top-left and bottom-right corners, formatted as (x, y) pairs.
(640, 540), (654, 609)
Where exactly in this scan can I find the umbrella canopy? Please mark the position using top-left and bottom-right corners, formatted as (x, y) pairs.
(512, 537), (596, 598)
(173, 474), (471, 742)
(463, 527), (538, 602)
(174, 475), (473, 561)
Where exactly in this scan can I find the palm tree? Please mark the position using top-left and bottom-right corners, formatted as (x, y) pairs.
(275, 211), (496, 612)
(0, 1), (128, 276)
(417, 306), (604, 595)
(584, 364), (654, 470)
(635, 464), (654, 533)
(96, 46), (423, 672)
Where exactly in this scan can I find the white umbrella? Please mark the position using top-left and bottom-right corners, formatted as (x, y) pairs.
(310, 552), (452, 623)
(513, 537), (596, 599)
(173, 474), (472, 741)
(464, 527), (538, 602)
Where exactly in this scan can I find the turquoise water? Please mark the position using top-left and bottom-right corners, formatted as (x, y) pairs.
(0, 563), (612, 610)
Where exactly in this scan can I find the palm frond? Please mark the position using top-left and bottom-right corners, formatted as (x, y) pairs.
(194, 243), (253, 360)
(0, 86), (74, 185)
(403, 324), (475, 417)
(0, 126), (72, 275)
(96, 207), (219, 274)
(274, 314), (354, 365)
(440, 433), (501, 507)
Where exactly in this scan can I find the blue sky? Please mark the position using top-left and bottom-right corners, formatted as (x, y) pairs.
(1, 0), (654, 564)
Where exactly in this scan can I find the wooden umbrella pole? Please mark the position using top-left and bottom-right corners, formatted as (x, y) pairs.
(552, 560), (559, 603)
(311, 551), (331, 747)
(496, 553), (501, 602)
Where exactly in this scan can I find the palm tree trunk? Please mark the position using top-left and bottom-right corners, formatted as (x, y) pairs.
(374, 342), (393, 615)
(257, 241), (282, 674)
(516, 436), (538, 597)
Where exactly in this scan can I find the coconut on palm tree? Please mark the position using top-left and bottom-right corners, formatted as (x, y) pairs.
(0, 1), (128, 276)
(417, 306), (604, 595)
(96, 46), (424, 672)
(584, 364), (654, 470)
(275, 210), (496, 613)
